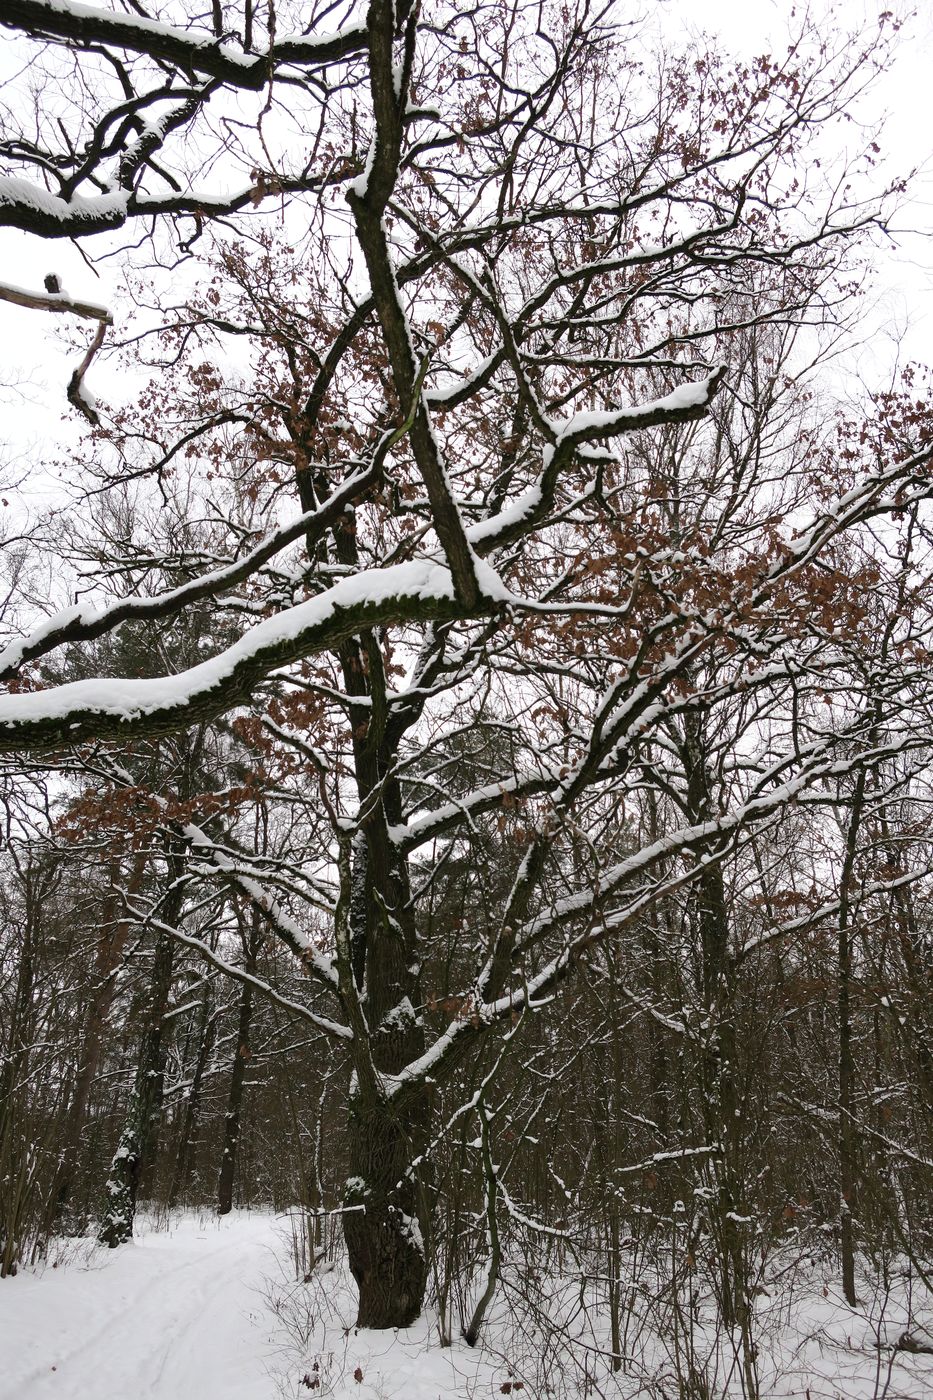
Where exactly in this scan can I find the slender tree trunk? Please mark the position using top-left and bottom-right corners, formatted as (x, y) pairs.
(463, 1102), (501, 1345)
(838, 766), (867, 1308)
(682, 715), (749, 1350)
(217, 976), (253, 1216)
(0, 879), (36, 1276)
(99, 914), (176, 1248)
(643, 784), (670, 1137)
(167, 985), (217, 1209)
(45, 855), (145, 1234)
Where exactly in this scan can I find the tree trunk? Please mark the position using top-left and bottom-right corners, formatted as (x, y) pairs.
(682, 715), (749, 1341)
(340, 834), (431, 1326)
(217, 977), (252, 1216)
(0, 878), (36, 1276)
(99, 918), (175, 1248)
(838, 766), (867, 1308)
(45, 855), (145, 1234)
(343, 1090), (429, 1328)
(167, 985), (217, 1209)
(327, 570), (435, 1327)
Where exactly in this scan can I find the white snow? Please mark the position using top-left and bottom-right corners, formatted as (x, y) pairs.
(1, 0), (354, 66)
(0, 470), (375, 680)
(0, 1212), (283, 1400)
(3, 1212), (933, 1399)
(466, 483), (543, 544)
(424, 351), (500, 406)
(379, 994), (418, 1030)
(349, 137), (377, 199)
(0, 176), (129, 227)
(549, 369), (722, 444)
(0, 1212), (505, 1400)
(0, 277), (112, 322)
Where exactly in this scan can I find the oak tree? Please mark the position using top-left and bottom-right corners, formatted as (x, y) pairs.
(1, 0), (931, 1331)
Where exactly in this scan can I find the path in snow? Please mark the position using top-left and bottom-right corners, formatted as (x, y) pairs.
(0, 1212), (505, 1400)
(0, 1212), (287, 1400)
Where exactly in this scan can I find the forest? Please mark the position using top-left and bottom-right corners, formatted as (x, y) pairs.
(0, 1), (932, 1396)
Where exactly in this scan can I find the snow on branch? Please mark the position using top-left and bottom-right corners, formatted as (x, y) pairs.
(387, 723), (933, 1102)
(184, 823), (340, 993)
(549, 367), (727, 449)
(0, 177), (130, 237)
(0, 275), (112, 323)
(0, 172), (349, 240)
(0, 273), (112, 421)
(465, 370), (726, 554)
(144, 914), (351, 1042)
(0, 1), (367, 87)
(390, 769), (559, 853)
(0, 560), (499, 752)
(0, 464), (375, 681)
(521, 728), (933, 954)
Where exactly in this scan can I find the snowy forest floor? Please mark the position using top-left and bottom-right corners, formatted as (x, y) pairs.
(3, 1210), (933, 1399)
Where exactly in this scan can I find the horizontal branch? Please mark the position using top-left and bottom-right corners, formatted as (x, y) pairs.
(390, 770), (558, 854)
(1, 0), (367, 87)
(548, 367), (727, 450)
(0, 560), (499, 752)
(0, 276), (112, 323)
(0, 170), (348, 239)
(0, 464), (376, 680)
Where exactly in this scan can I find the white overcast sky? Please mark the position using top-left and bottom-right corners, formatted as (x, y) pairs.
(0, 0), (929, 506)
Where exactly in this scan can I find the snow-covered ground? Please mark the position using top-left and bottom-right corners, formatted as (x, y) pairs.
(0, 1211), (504, 1400)
(0, 1212), (285, 1400)
(3, 1211), (933, 1399)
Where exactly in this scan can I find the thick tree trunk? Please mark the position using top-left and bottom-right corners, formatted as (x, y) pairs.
(336, 676), (432, 1325)
(340, 825), (431, 1326)
(343, 1091), (429, 1328)
(327, 465), (434, 1326)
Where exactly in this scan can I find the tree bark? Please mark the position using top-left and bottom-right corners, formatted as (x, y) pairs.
(328, 497), (432, 1325)
(0, 870), (37, 1276)
(45, 855), (145, 1234)
(167, 983), (217, 1210)
(99, 909), (176, 1248)
(340, 818), (431, 1326)
(682, 714), (749, 1339)
(838, 766), (867, 1308)
(217, 971), (253, 1216)
(343, 1092), (429, 1328)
